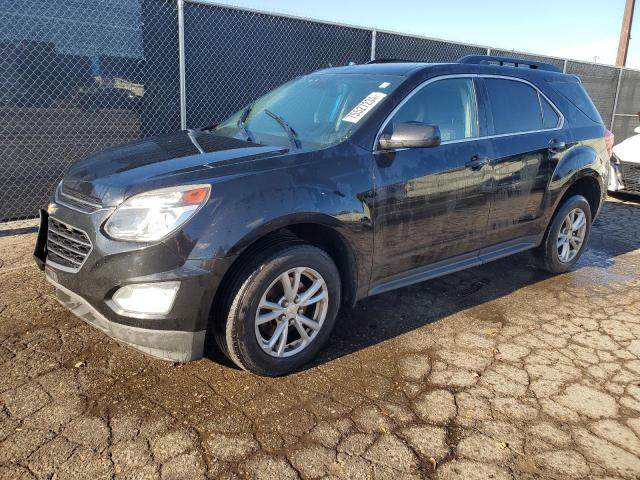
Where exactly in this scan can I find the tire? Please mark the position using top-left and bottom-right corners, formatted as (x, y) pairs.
(531, 194), (592, 273)
(214, 241), (341, 376)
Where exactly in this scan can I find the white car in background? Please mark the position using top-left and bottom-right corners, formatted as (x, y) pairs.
(609, 126), (640, 195)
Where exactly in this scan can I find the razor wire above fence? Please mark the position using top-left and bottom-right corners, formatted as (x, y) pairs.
(0, 0), (639, 224)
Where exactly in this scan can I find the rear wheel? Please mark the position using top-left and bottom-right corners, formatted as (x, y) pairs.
(531, 194), (592, 273)
(215, 242), (341, 376)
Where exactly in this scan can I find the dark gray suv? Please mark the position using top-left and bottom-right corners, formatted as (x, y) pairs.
(35, 56), (611, 375)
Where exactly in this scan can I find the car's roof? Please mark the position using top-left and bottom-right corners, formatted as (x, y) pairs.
(317, 61), (574, 83)
(316, 62), (442, 76)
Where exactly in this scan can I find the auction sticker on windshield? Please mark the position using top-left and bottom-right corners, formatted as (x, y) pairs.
(342, 92), (387, 123)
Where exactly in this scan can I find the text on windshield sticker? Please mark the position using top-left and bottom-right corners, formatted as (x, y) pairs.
(342, 92), (387, 124)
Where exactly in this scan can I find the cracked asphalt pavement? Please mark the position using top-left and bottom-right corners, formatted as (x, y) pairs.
(1, 196), (640, 479)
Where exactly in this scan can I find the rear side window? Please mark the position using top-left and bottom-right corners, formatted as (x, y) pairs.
(485, 78), (542, 134)
(549, 80), (603, 124)
(541, 97), (560, 129)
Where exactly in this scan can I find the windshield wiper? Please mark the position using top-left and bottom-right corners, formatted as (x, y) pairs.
(264, 109), (302, 150)
(237, 104), (255, 142)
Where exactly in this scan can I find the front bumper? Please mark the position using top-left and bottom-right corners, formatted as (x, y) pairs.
(48, 276), (205, 362)
(35, 204), (235, 362)
(609, 157), (640, 195)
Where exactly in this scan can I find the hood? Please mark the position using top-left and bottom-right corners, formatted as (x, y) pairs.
(60, 130), (288, 207)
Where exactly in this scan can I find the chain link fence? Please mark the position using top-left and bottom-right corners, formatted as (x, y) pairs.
(374, 32), (486, 63)
(566, 60), (621, 128)
(183, 2), (372, 128)
(1, 0), (639, 226)
(614, 68), (640, 141)
(0, 0), (180, 227)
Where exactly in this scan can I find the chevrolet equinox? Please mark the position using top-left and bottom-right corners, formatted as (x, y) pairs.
(34, 55), (611, 376)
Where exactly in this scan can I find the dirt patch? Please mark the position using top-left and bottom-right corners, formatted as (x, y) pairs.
(1, 198), (639, 478)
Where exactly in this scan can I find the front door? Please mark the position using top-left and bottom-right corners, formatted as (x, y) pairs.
(370, 76), (493, 286)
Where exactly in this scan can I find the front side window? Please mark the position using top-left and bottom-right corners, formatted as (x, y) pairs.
(485, 78), (544, 134)
(386, 78), (478, 142)
(215, 73), (404, 150)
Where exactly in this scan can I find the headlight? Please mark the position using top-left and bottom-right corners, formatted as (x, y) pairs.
(104, 184), (210, 241)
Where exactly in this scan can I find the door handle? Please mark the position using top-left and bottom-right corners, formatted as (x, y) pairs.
(465, 154), (489, 170)
(548, 139), (566, 153)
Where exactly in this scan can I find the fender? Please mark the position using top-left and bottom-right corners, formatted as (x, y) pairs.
(544, 143), (605, 224)
(224, 211), (350, 257)
(163, 145), (376, 301)
(186, 182), (372, 259)
(199, 203), (369, 305)
(550, 144), (601, 185)
(227, 211), (363, 303)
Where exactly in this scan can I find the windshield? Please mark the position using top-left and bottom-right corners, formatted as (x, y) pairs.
(215, 73), (404, 150)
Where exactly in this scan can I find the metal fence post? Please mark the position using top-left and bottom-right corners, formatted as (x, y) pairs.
(563, 59), (567, 73)
(177, 0), (187, 130)
(611, 67), (623, 131)
(487, 48), (491, 55)
(370, 29), (377, 61)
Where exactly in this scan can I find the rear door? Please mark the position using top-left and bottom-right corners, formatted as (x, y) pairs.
(479, 76), (568, 247)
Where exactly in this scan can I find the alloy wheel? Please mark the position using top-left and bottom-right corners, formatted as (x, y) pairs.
(254, 267), (329, 358)
(557, 208), (587, 263)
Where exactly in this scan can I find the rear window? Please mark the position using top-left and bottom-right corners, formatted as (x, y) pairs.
(485, 78), (542, 134)
(548, 80), (603, 124)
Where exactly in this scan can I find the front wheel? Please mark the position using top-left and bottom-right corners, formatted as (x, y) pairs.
(215, 242), (341, 376)
(531, 194), (592, 273)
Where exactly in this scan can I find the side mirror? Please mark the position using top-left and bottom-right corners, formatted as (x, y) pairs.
(378, 122), (441, 150)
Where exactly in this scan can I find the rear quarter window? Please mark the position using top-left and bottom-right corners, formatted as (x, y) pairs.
(541, 97), (560, 129)
(548, 80), (603, 125)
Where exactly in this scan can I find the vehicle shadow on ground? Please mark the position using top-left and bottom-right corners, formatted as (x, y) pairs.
(203, 198), (640, 372)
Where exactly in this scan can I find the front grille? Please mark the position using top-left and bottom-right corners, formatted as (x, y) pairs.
(47, 218), (92, 271)
(620, 161), (640, 193)
(57, 184), (102, 213)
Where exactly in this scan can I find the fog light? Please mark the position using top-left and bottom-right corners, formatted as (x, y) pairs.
(112, 282), (180, 315)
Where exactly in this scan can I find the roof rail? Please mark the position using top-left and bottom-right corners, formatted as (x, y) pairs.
(458, 55), (561, 73)
(366, 58), (410, 64)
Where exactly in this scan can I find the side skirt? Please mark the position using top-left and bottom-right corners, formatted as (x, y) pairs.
(368, 235), (541, 297)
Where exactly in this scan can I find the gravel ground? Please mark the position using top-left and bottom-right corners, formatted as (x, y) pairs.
(1, 196), (639, 480)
